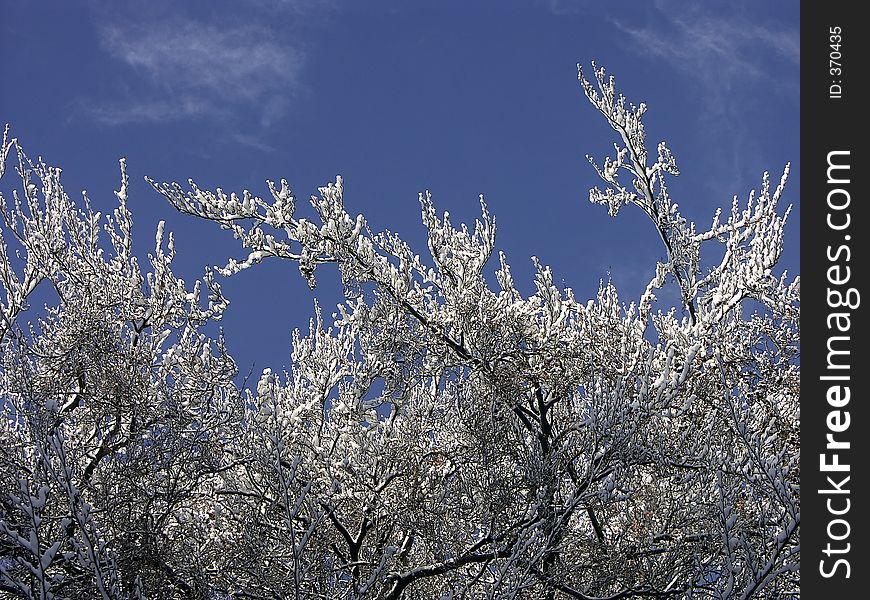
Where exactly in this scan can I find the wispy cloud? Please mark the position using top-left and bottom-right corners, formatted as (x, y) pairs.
(231, 132), (278, 153)
(92, 18), (304, 127)
(609, 1), (798, 201)
(612, 1), (799, 108)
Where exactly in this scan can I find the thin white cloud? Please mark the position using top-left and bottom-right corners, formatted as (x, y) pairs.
(88, 96), (227, 126)
(93, 18), (304, 126)
(610, 1), (798, 200)
(613, 1), (799, 103)
(231, 132), (277, 153)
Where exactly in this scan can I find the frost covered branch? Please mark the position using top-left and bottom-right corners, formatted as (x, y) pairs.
(1, 61), (799, 599)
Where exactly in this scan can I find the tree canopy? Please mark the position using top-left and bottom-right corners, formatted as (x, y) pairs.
(1, 65), (799, 599)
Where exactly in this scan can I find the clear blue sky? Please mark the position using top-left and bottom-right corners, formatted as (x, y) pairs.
(0, 0), (799, 377)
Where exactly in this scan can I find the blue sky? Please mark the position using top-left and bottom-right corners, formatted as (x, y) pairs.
(0, 0), (799, 377)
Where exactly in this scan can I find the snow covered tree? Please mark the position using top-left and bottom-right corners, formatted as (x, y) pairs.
(1, 64), (799, 599)
(0, 127), (241, 598)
